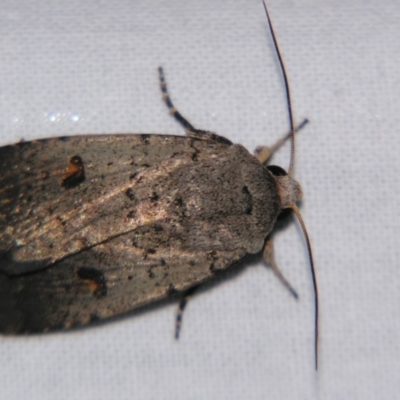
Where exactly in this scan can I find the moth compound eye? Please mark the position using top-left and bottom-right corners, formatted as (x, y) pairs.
(277, 208), (292, 221)
(267, 165), (287, 177)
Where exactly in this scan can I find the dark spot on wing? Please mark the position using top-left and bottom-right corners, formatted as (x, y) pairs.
(76, 267), (107, 299)
(175, 196), (184, 207)
(61, 155), (85, 188)
(150, 192), (159, 202)
(242, 186), (252, 215)
(126, 210), (136, 219)
(125, 188), (135, 201)
(154, 224), (163, 232)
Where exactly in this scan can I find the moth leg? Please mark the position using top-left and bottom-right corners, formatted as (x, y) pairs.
(175, 285), (198, 339)
(254, 118), (309, 164)
(158, 66), (232, 144)
(263, 236), (298, 299)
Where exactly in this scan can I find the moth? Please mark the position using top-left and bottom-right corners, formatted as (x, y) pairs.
(0, 1), (318, 368)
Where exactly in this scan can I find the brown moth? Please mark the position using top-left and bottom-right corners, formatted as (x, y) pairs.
(0, 1), (318, 368)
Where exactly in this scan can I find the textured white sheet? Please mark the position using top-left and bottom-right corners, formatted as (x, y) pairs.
(1, 0), (399, 399)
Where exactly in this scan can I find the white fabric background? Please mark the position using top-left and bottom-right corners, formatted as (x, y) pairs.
(0, 0), (399, 399)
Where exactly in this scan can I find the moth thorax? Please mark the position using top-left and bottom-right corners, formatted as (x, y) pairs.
(275, 175), (303, 209)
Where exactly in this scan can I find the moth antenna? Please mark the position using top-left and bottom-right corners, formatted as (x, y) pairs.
(263, 0), (317, 369)
(262, 0), (295, 176)
(291, 204), (319, 371)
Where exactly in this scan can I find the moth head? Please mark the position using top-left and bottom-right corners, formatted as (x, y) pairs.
(267, 165), (302, 210)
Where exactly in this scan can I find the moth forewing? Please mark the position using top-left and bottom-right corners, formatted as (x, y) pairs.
(0, 132), (278, 333)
